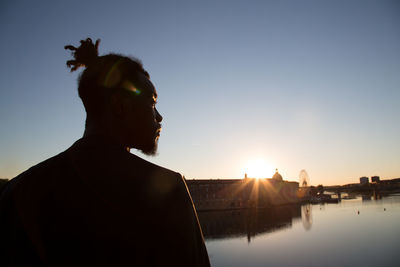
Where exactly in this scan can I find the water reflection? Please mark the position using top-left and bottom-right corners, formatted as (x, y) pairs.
(301, 204), (312, 231)
(204, 195), (400, 267)
(197, 205), (306, 242)
(362, 194), (372, 201)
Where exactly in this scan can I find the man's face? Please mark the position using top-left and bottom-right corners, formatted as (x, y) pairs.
(119, 73), (163, 155)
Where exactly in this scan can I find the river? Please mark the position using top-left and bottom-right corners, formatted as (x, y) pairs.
(198, 194), (400, 267)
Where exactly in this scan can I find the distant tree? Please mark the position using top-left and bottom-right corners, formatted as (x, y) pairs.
(317, 184), (324, 195)
(309, 186), (318, 197)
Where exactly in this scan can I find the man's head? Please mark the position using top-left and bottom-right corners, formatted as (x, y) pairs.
(65, 38), (162, 155)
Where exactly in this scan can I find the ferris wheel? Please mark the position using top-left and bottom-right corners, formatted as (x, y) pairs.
(299, 169), (310, 187)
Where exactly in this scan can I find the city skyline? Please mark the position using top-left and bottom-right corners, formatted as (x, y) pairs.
(1, 0), (399, 186)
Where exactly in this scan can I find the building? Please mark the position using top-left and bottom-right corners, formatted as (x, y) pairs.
(186, 170), (299, 211)
(371, 176), (380, 183)
(359, 176), (369, 185)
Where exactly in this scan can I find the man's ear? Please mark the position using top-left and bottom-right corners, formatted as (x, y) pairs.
(110, 93), (125, 117)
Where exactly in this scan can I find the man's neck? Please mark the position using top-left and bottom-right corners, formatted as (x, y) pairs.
(83, 123), (130, 152)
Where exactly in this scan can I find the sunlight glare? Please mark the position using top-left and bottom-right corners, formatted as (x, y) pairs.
(243, 158), (275, 179)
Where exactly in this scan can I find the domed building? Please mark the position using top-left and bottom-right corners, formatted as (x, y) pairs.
(185, 168), (300, 210)
(272, 169), (283, 181)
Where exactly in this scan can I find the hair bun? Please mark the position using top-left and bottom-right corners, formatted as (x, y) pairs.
(65, 38), (100, 72)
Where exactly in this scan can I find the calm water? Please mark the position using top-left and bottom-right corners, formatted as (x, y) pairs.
(198, 194), (400, 267)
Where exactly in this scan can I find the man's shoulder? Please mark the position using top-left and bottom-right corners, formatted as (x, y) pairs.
(124, 152), (188, 193)
(16, 151), (68, 178)
(126, 152), (181, 178)
(118, 152), (192, 199)
(1, 151), (69, 197)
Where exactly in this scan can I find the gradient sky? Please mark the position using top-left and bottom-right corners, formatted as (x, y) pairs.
(1, 0), (399, 186)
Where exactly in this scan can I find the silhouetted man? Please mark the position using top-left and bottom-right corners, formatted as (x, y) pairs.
(0, 38), (210, 266)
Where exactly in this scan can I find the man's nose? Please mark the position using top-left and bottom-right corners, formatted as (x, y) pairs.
(155, 108), (163, 123)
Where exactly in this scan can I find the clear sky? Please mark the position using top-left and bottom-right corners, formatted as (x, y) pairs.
(1, 0), (399, 186)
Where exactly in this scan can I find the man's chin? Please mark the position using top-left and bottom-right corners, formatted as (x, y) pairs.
(141, 141), (158, 156)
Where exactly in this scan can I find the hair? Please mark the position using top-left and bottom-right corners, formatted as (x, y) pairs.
(65, 38), (150, 121)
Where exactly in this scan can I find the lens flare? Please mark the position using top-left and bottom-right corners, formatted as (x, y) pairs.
(121, 80), (141, 95)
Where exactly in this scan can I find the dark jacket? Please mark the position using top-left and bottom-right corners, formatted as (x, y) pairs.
(0, 136), (210, 266)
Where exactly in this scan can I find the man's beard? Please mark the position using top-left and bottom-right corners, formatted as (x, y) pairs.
(141, 136), (159, 156)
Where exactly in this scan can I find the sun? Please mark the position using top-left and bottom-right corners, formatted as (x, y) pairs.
(243, 158), (275, 179)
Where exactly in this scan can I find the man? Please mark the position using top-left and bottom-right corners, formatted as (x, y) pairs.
(0, 38), (210, 266)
